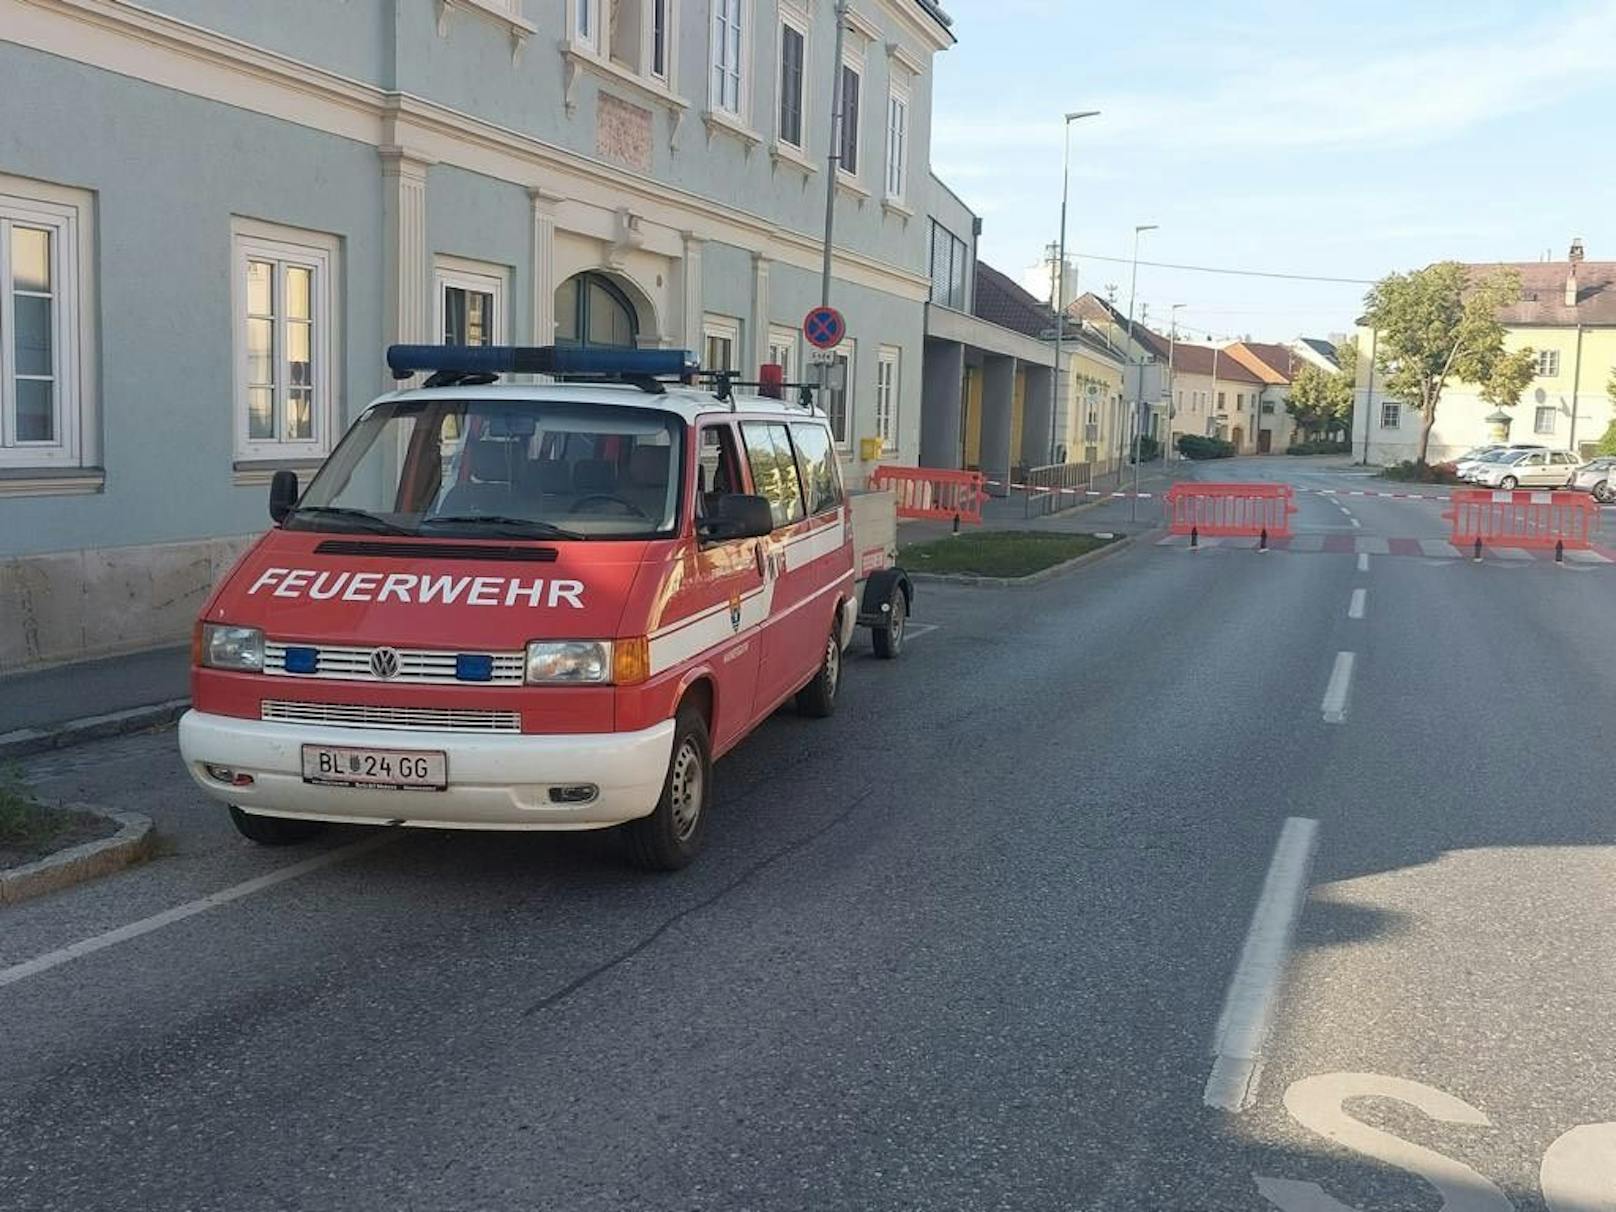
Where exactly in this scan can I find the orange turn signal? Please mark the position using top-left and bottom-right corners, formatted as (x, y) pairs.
(612, 637), (650, 686)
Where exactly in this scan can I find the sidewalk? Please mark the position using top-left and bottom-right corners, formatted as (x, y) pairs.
(0, 644), (189, 745)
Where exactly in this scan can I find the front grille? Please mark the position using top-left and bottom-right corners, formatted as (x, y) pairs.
(265, 642), (526, 685)
(261, 700), (521, 734)
(313, 539), (556, 561)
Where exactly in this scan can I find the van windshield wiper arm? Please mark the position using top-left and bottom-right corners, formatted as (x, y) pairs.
(288, 506), (412, 535)
(419, 514), (583, 540)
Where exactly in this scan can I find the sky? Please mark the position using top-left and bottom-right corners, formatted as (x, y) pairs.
(928, 0), (1616, 346)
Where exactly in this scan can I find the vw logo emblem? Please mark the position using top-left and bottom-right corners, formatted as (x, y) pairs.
(368, 647), (401, 680)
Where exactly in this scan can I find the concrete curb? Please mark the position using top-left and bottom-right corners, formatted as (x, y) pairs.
(908, 535), (1133, 589)
(0, 803), (156, 905)
(0, 698), (188, 762)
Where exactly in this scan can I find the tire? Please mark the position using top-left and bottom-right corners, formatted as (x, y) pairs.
(623, 708), (712, 872)
(795, 619), (843, 718)
(1596, 481), (1613, 504)
(871, 585), (906, 660)
(1499, 475), (1518, 490)
(228, 806), (326, 846)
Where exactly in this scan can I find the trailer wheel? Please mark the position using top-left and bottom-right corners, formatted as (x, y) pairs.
(872, 584), (906, 659)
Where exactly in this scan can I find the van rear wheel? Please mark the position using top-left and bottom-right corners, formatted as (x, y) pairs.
(228, 806), (326, 846)
(796, 623), (842, 718)
(624, 708), (711, 872)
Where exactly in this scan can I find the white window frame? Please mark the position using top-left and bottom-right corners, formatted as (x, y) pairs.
(647, 0), (672, 82)
(0, 179), (94, 471)
(709, 0), (749, 118)
(827, 336), (856, 450)
(434, 256), (509, 349)
(875, 345), (900, 454)
(836, 53), (863, 180)
(231, 218), (340, 464)
(1534, 404), (1557, 435)
(883, 83), (909, 202)
(573, 0), (599, 52)
(703, 313), (742, 373)
(767, 324), (799, 384)
(776, 3), (810, 151)
(1537, 348), (1560, 377)
(1380, 402), (1400, 430)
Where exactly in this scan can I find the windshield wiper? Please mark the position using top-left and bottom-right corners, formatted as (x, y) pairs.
(419, 514), (584, 540)
(288, 506), (413, 535)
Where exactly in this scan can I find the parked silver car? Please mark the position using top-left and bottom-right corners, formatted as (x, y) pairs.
(1454, 443), (1546, 480)
(1569, 456), (1616, 502)
(1471, 449), (1581, 489)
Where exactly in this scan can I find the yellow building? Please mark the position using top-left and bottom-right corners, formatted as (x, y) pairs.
(1062, 333), (1127, 468)
(1355, 241), (1616, 462)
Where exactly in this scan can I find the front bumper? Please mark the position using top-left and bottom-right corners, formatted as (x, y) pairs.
(178, 710), (674, 830)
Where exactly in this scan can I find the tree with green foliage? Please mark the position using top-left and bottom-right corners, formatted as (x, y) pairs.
(1594, 369), (1616, 456)
(1286, 363), (1352, 439)
(1362, 263), (1529, 464)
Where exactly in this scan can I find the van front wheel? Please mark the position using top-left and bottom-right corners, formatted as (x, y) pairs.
(796, 623), (842, 718)
(624, 709), (712, 872)
(228, 806), (326, 846)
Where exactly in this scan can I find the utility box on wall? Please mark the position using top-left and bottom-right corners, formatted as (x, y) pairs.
(859, 437), (883, 462)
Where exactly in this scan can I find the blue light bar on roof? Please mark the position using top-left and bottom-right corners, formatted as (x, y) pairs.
(386, 344), (696, 381)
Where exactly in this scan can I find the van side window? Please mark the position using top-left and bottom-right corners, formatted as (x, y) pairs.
(788, 422), (844, 516)
(696, 424), (743, 521)
(740, 422), (806, 529)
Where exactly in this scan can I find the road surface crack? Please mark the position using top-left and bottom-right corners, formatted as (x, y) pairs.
(522, 789), (874, 1016)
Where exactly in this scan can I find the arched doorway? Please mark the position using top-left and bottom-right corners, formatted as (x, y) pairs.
(555, 272), (639, 348)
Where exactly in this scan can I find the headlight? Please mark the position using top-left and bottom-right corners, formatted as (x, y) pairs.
(525, 640), (612, 684)
(201, 624), (265, 671)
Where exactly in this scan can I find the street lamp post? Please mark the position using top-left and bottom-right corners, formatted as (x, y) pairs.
(1048, 110), (1099, 469)
(1124, 223), (1157, 521)
(1166, 303), (1185, 470)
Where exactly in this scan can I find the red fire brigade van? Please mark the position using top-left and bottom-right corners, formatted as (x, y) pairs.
(179, 345), (910, 870)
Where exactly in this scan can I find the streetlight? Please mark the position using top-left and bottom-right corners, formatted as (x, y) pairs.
(1124, 223), (1157, 520)
(1048, 110), (1100, 468)
(1166, 303), (1185, 470)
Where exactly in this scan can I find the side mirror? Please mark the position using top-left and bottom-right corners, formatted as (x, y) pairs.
(701, 493), (773, 542)
(269, 469), (299, 524)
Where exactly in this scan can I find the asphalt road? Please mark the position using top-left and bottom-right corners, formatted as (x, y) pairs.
(4, 456), (1615, 1211)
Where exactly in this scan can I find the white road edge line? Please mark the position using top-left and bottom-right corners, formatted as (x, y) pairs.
(0, 832), (399, 990)
(1357, 552), (1370, 572)
(1320, 651), (1356, 724)
(1204, 816), (1320, 1113)
(1347, 588), (1367, 620)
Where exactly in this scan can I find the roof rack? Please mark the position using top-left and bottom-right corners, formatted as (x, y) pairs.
(386, 345), (699, 393)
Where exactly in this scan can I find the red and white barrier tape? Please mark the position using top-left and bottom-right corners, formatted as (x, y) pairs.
(982, 480), (1455, 503)
(983, 479), (1154, 499)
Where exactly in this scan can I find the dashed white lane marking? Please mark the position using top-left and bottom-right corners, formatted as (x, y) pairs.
(1204, 816), (1321, 1113)
(0, 832), (399, 990)
(1347, 589), (1366, 619)
(1349, 518), (1362, 529)
(1321, 651), (1356, 724)
(901, 623), (940, 642)
(1357, 552), (1370, 572)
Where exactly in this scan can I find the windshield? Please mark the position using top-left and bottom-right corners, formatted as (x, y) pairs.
(291, 398), (684, 539)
